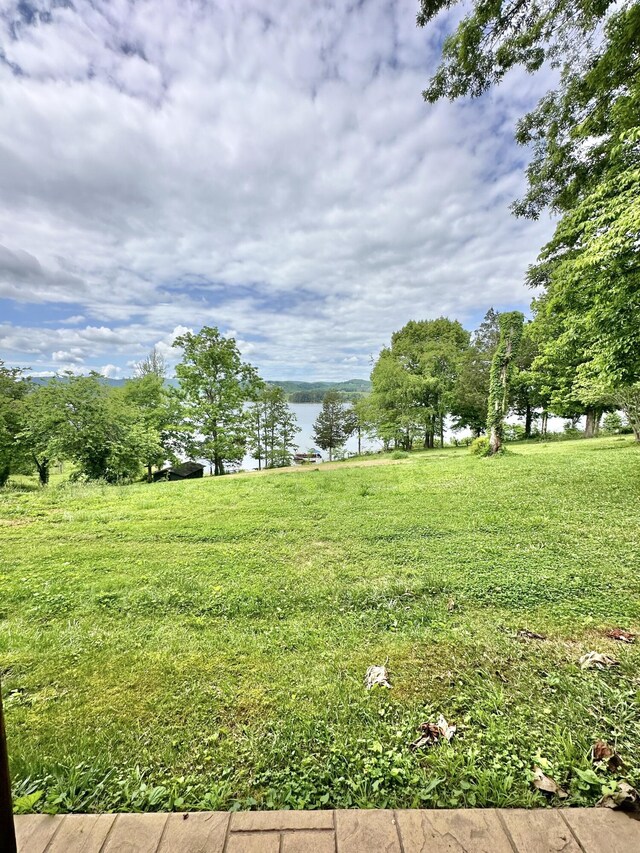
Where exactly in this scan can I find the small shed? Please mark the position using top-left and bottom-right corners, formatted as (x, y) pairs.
(153, 461), (205, 482)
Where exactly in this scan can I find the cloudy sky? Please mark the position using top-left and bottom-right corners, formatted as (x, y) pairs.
(0, 0), (554, 381)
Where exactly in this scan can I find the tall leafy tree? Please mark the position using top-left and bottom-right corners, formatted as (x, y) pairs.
(313, 391), (350, 461)
(419, 1), (640, 397)
(173, 327), (262, 475)
(616, 385), (640, 441)
(344, 397), (375, 456)
(371, 318), (470, 449)
(0, 360), (29, 486)
(524, 6), (640, 394)
(247, 385), (300, 469)
(20, 374), (162, 482)
(117, 373), (180, 481)
(450, 309), (500, 436)
(369, 348), (419, 450)
(487, 312), (524, 454)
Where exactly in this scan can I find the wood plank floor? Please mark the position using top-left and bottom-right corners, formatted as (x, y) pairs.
(13, 807), (640, 852)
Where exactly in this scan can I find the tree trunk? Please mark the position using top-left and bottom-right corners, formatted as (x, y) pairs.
(585, 409), (597, 438)
(440, 415), (444, 449)
(524, 405), (532, 439)
(357, 427), (361, 456)
(328, 446), (333, 462)
(0, 465), (9, 488)
(594, 409), (602, 436)
(35, 457), (49, 487)
(541, 411), (548, 436)
(147, 463), (152, 483)
(489, 423), (501, 455)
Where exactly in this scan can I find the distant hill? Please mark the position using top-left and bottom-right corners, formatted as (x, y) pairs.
(28, 375), (371, 402)
(269, 379), (371, 403)
(29, 376), (129, 387)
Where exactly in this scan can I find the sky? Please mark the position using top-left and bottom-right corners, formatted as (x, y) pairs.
(0, 0), (555, 381)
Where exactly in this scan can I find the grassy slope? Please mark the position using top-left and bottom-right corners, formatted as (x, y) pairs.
(1, 438), (639, 812)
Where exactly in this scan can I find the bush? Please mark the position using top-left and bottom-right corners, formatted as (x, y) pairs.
(469, 436), (489, 456)
(602, 412), (623, 435)
(391, 450), (409, 459)
(563, 421), (582, 439)
(504, 424), (526, 442)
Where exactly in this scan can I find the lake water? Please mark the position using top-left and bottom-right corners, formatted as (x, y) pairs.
(239, 403), (382, 471)
(197, 403), (571, 473)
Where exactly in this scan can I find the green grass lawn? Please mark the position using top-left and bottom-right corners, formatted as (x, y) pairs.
(1, 437), (639, 813)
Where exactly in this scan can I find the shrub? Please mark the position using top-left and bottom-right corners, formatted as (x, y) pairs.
(504, 423), (526, 442)
(563, 422), (582, 439)
(469, 436), (489, 456)
(602, 412), (623, 435)
(391, 450), (409, 459)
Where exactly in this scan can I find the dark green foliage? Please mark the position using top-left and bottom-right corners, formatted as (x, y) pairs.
(526, 5), (640, 395)
(419, 0), (640, 403)
(312, 391), (351, 460)
(0, 360), (30, 485)
(450, 309), (500, 436)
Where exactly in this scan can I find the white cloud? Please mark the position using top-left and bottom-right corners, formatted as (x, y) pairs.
(0, 0), (555, 379)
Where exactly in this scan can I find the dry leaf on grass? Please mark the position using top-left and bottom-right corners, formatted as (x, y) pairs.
(447, 598), (456, 612)
(410, 714), (456, 750)
(605, 628), (635, 644)
(579, 651), (619, 670)
(597, 781), (639, 811)
(517, 630), (546, 641)
(532, 766), (568, 799)
(592, 740), (624, 771)
(364, 665), (392, 689)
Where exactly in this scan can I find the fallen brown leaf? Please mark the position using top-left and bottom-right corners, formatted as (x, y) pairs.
(410, 714), (456, 750)
(597, 781), (639, 811)
(605, 628), (635, 644)
(592, 740), (624, 772)
(532, 766), (568, 799)
(517, 630), (547, 641)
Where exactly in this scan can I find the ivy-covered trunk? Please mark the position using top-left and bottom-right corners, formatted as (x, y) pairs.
(486, 312), (524, 455)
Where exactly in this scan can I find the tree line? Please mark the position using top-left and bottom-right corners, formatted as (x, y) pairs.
(412, 0), (639, 445)
(311, 307), (639, 463)
(2, 295), (639, 487)
(0, 327), (307, 486)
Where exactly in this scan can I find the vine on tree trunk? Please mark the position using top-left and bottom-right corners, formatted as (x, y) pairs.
(487, 312), (524, 455)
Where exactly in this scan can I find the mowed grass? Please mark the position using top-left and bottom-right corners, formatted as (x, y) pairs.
(1, 437), (639, 813)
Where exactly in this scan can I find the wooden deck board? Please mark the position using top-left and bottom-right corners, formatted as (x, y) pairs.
(12, 807), (640, 852)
